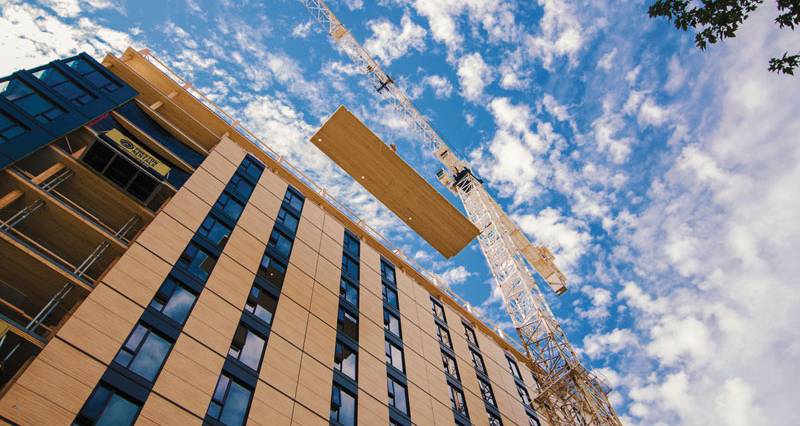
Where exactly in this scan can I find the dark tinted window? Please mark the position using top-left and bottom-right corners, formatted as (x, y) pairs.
(283, 190), (304, 212)
(229, 174), (254, 198)
(341, 255), (359, 282)
(257, 254), (286, 287)
(471, 350), (486, 374)
(449, 384), (468, 417)
(177, 243), (217, 282)
(517, 383), (532, 406)
(149, 277), (197, 325)
(337, 308), (358, 341)
(432, 299), (446, 322)
(384, 310), (401, 338)
(66, 57), (121, 93)
(464, 323), (478, 347)
(0, 77), (64, 123)
(245, 286), (278, 324)
(383, 285), (398, 309)
(76, 383), (141, 426)
(33, 66), (96, 106)
(214, 192), (244, 222)
(197, 215), (232, 248)
(330, 384), (356, 426)
(276, 208), (299, 233)
(507, 356), (522, 379)
(387, 377), (408, 415)
(268, 231), (293, 258)
(343, 232), (359, 258)
(436, 323), (452, 349)
(207, 374), (252, 426)
(239, 156), (263, 181)
(380, 260), (395, 284)
(385, 339), (404, 373)
(113, 323), (171, 382)
(333, 341), (357, 380)
(340, 278), (358, 306)
(228, 323), (266, 371)
(0, 110), (26, 141)
(478, 378), (496, 406)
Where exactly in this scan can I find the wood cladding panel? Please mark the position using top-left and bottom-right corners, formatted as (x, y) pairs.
(260, 333), (302, 399)
(249, 381), (294, 426)
(139, 393), (202, 426)
(310, 106), (478, 258)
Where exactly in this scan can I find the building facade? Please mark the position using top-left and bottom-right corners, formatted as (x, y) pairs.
(0, 48), (546, 426)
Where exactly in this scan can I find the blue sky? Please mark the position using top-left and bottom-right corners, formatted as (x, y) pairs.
(2, 0), (799, 424)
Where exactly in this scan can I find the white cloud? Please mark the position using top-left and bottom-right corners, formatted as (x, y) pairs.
(343, 0), (364, 10)
(422, 74), (453, 98)
(597, 48), (617, 71)
(410, 0), (519, 53)
(38, 0), (117, 18)
(525, 0), (585, 69)
(0, 2), (135, 75)
(592, 98), (633, 164)
(664, 55), (686, 93)
(439, 265), (475, 286)
(513, 207), (590, 271)
(541, 93), (571, 122)
(291, 20), (313, 39)
(457, 52), (493, 102)
(582, 328), (638, 359)
(364, 13), (427, 65)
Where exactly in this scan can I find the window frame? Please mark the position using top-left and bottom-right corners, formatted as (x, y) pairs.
(436, 323), (453, 349)
(385, 339), (405, 373)
(441, 350), (460, 380)
(330, 383), (357, 426)
(383, 309), (402, 338)
(75, 382), (142, 426)
(207, 373), (254, 426)
(148, 276), (198, 325)
(448, 383), (468, 418)
(387, 376), (409, 415)
(431, 298), (447, 323)
(227, 322), (267, 372)
(113, 323), (173, 382)
(333, 339), (358, 381)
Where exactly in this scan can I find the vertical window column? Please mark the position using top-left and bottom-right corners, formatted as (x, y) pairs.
(75, 155), (264, 426)
(431, 297), (470, 425)
(206, 183), (306, 426)
(381, 259), (410, 425)
(330, 230), (360, 426)
(464, 322), (503, 425)
(506, 354), (542, 426)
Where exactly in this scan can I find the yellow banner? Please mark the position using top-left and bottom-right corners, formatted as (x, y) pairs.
(0, 320), (9, 339)
(103, 128), (171, 177)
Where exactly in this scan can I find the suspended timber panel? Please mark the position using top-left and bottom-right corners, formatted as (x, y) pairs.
(310, 106), (478, 258)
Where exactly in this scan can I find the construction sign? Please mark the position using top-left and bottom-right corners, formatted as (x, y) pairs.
(103, 128), (171, 177)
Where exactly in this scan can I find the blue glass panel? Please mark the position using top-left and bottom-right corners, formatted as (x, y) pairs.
(161, 285), (196, 324)
(219, 381), (251, 426)
(95, 393), (139, 426)
(128, 331), (171, 381)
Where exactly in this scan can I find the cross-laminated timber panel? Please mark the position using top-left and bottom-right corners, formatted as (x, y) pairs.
(310, 106), (479, 258)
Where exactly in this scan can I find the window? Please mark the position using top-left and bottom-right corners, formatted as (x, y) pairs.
(81, 141), (161, 203)
(471, 350), (486, 374)
(177, 243), (217, 282)
(239, 156), (263, 181)
(0, 110), (26, 141)
(441, 351), (459, 380)
(489, 412), (503, 426)
(268, 231), (293, 258)
(384, 310), (401, 338)
(333, 340), (357, 380)
(337, 308), (358, 341)
(341, 255), (359, 282)
(464, 323), (478, 347)
(33, 66), (96, 106)
(340, 278), (358, 306)
(276, 208), (299, 233)
(436, 323), (452, 349)
(207, 374), (253, 426)
(228, 323), (266, 371)
(449, 384), (468, 417)
(229, 174), (254, 199)
(478, 378), (496, 407)
(380, 260), (395, 285)
(330, 384), (356, 426)
(214, 193), (244, 222)
(257, 254), (286, 287)
(517, 383), (532, 406)
(113, 323), (172, 382)
(0, 78), (64, 123)
(343, 232), (359, 258)
(383, 285), (398, 309)
(149, 277), (197, 325)
(283, 189), (304, 212)
(197, 215), (232, 248)
(66, 57), (121, 93)
(75, 383), (141, 426)
(431, 298), (446, 322)
(507, 356), (522, 380)
(385, 340), (404, 373)
(387, 377), (408, 415)
(244, 285), (278, 325)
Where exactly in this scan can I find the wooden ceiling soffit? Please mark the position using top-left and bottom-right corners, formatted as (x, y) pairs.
(310, 106), (479, 258)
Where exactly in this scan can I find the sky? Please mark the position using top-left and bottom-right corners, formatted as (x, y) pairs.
(2, 0), (799, 424)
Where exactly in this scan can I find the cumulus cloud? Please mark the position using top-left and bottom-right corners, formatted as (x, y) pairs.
(422, 74), (453, 98)
(410, 0), (519, 53)
(582, 328), (638, 359)
(438, 265), (475, 286)
(364, 13), (427, 65)
(291, 20), (313, 39)
(525, 0), (585, 69)
(456, 52), (493, 102)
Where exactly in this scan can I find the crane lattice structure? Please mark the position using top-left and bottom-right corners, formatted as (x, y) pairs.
(299, 1), (623, 425)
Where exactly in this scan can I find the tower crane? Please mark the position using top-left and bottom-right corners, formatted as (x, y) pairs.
(299, 1), (622, 425)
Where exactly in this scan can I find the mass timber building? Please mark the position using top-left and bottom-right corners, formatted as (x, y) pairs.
(0, 48), (545, 426)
